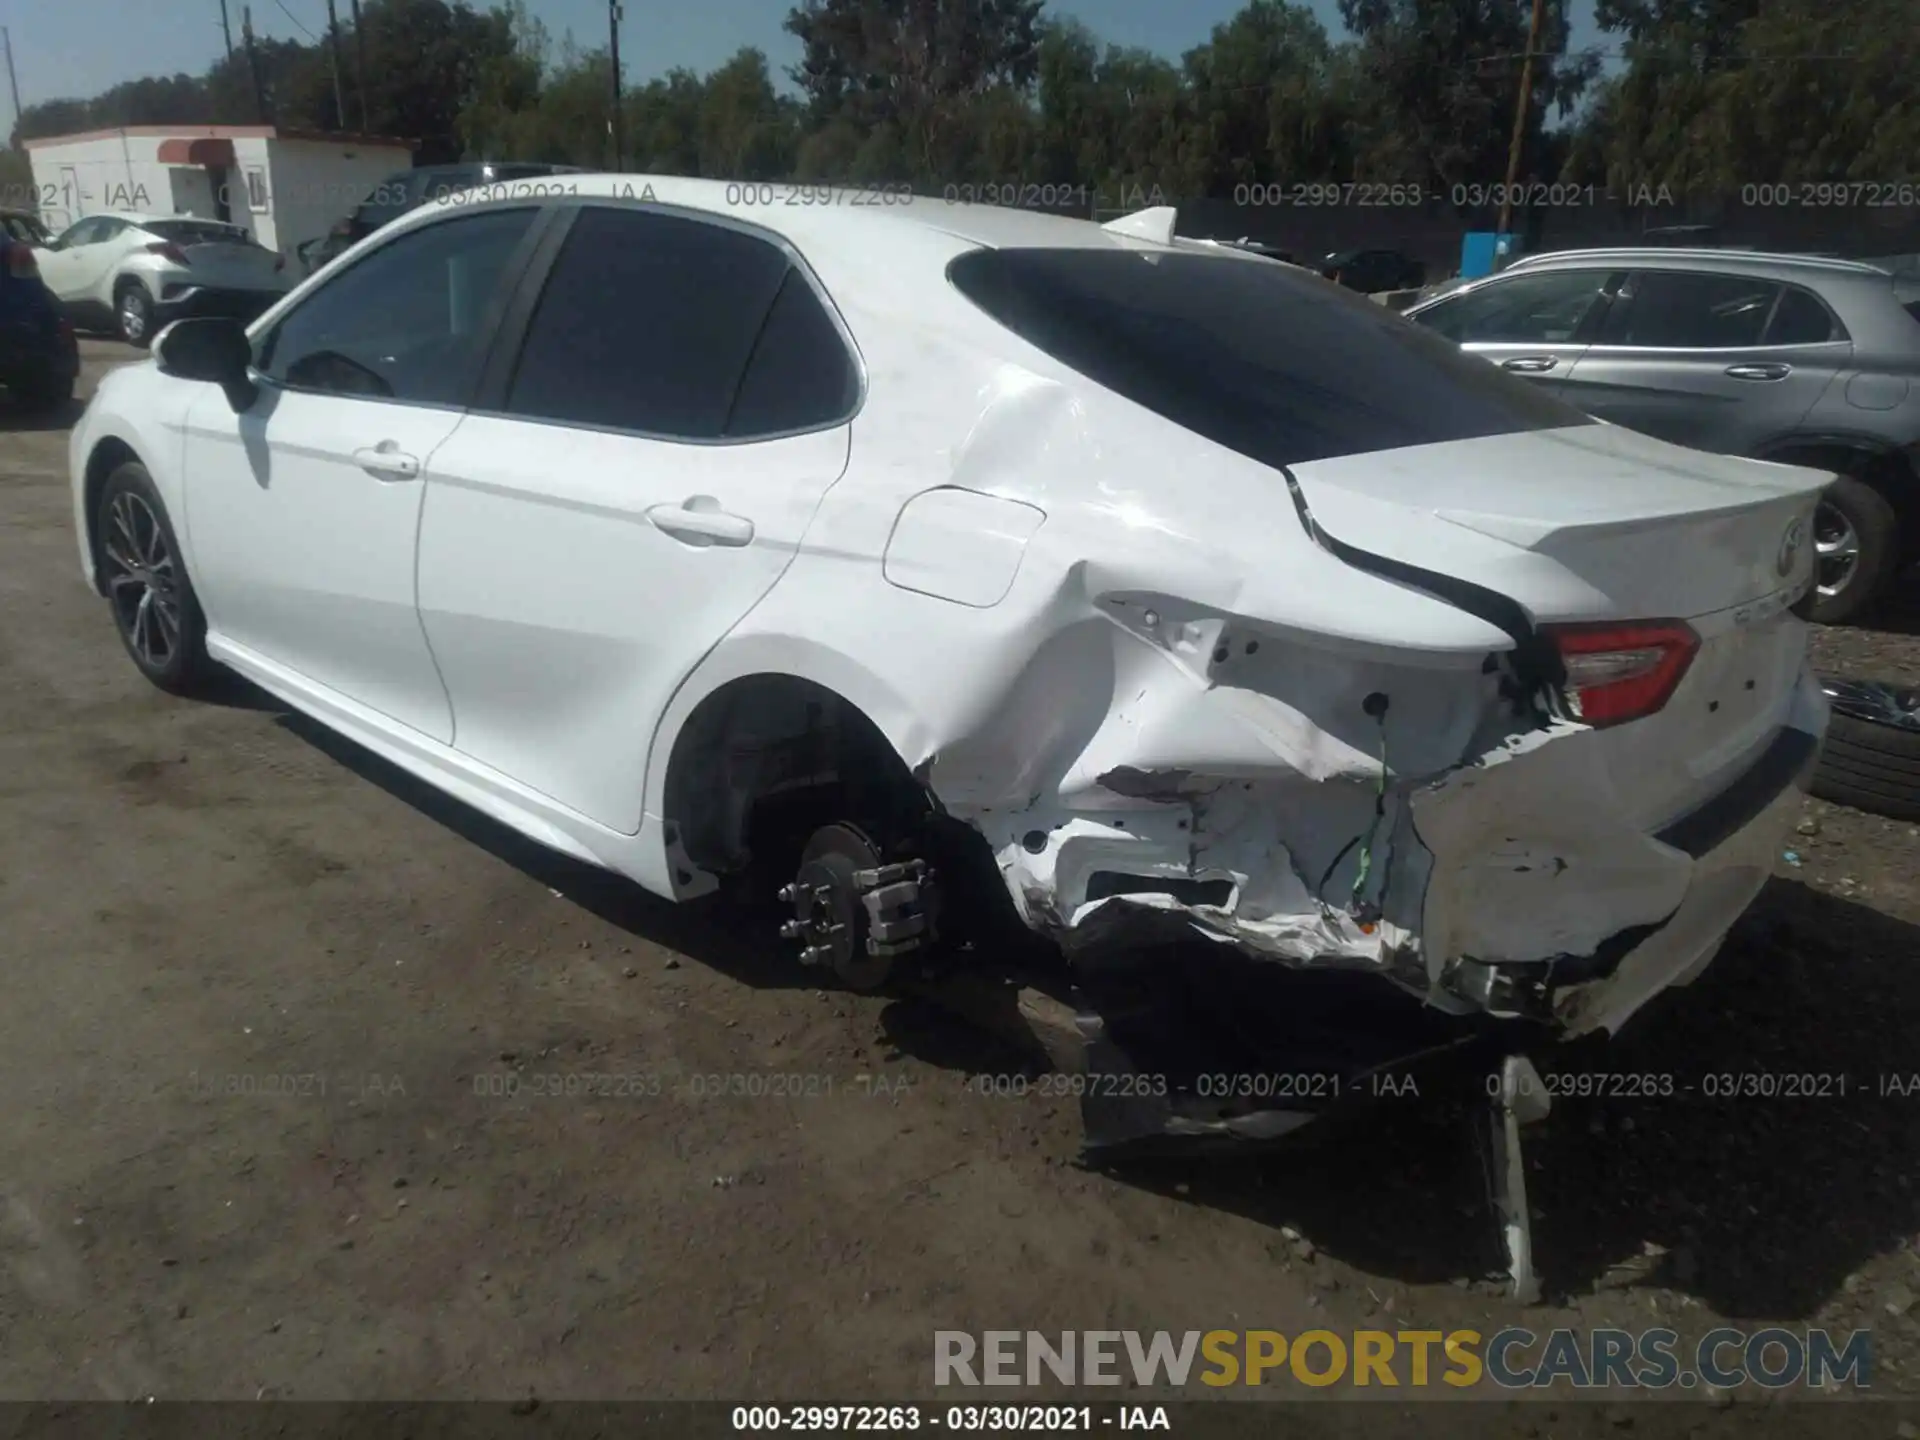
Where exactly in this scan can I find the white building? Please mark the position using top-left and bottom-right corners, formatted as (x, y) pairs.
(23, 124), (414, 262)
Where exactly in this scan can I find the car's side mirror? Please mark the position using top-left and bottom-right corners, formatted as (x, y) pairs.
(155, 317), (257, 412)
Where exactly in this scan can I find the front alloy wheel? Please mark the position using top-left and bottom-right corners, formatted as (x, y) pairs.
(96, 462), (214, 694)
(103, 490), (182, 669)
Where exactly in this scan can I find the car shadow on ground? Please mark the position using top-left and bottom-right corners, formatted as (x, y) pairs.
(261, 686), (1920, 1314)
(270, 705), (841, 994)
(1111, 877), (1920, 1315)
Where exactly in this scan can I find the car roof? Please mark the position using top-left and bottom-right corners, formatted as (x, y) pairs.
(396, 171), (1235, 260)
(1502, 247), (1892, 280)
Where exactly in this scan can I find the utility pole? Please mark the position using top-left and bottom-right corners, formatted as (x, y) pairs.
(348, 0), (369, 131)
(608, 0), (623, 171)
(218, 0), (235, 59)
(242, 6), (268, 123)
(1496, 0), (1548, 240)
(324, 0), (347, 130)
(1, 27), (21, 151)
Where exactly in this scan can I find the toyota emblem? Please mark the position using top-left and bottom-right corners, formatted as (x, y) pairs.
(1777, 518), (1805, 576)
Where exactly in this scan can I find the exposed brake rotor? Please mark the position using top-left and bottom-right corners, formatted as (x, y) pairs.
(776, 822), (937, 991)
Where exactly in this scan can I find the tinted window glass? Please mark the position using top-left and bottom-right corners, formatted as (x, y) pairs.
(724, 269), (859, 437)
(1764, 285), (1842, 344)
(54, 218), (101, 247)
(504, 207), (792, 438)
(1601, 271), (1778, 347)
(258, 206), (536, 404)
(949, 248), (1593, 470)
(1414, 269), (1609, 344)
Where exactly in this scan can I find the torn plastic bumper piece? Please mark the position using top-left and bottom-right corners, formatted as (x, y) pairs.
(1068, 944), (1537, 1157)
(1068, 716), (1822, 1156)
(1438, 721), (1820, 1027)
(1485, 1054), (1551, 1304)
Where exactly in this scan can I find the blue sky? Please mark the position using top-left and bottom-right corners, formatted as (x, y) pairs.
(5, 0), (1603, 115)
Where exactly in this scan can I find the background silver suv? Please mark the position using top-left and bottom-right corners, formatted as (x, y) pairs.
(1406, 248), (1920, 623)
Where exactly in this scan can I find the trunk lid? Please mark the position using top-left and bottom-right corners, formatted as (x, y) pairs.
(1286, 422), (1827, 623)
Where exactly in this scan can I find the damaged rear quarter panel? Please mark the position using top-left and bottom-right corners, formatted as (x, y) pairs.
(645, 263), (1536, 986)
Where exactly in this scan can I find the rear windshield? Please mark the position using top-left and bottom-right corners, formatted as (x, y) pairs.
(145, 219), (260, 247)
(1898, 278), (1920, 326)
(947, 248), (1594, 468)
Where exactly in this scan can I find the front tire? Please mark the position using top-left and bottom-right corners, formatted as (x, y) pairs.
(1806, 475), (1899, 626)
(115, 281), (156, 349)
(96, 461), (216, 695)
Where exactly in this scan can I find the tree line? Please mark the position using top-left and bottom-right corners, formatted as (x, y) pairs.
(5, 0), (1917, 214)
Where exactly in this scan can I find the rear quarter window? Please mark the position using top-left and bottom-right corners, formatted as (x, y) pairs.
(947, 248), (1593, 469)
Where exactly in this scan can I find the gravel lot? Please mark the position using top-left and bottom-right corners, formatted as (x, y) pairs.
(3, 341), (1919, 1431)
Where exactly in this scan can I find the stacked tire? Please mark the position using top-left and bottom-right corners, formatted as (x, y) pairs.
(1809, 678), (1920, 822)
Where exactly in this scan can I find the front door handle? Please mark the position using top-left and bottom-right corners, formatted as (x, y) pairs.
(1725, 362), (1791, 381)
(647, 498), (754, 547)
(1501, 356), (1558, 373)
(352, 442), (421, 481)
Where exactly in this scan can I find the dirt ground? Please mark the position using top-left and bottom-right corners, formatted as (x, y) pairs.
(3, 342), (1920, 1430)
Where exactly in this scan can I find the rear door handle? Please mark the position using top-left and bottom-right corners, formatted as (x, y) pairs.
(352, 442), (420, 481)
(1725, 362), (1791, 381)
(1501, 356), (1558, 373)
(647, 499), (754, 547)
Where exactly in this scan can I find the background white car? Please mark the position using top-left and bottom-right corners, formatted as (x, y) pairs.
(33, 212), (291, 347)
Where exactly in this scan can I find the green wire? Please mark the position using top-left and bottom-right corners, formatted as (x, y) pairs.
(1350, 724), (1389, 909)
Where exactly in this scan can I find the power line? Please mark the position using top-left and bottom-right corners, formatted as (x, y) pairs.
(270, 0), (318, 42)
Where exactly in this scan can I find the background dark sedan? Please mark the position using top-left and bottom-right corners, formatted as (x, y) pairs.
(0, 211), (79, 412)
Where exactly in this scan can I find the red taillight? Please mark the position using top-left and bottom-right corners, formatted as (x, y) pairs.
(6, 242), (37, 279)
(1545, 620), (1700, 728)
(146, 241), (191, 266)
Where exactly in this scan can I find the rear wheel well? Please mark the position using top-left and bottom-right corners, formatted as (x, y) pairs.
(81, 438), (141, 591)
(659, 674), (1024, 944)
(1761, 441), (1916, 547)
(661, 675), (927, 879)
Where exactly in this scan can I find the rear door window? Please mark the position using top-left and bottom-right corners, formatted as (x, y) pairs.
(1600, 271), (1780, 347)
(948, 247), (1594, 470)
(1762, 284), (1846, 344)
(501, 207), (819, 440)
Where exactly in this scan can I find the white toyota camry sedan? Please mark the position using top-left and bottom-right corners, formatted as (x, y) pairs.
(70, 176), (1828, 1092)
